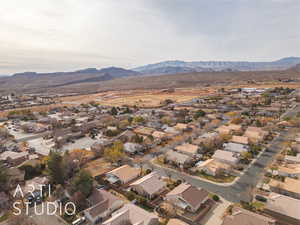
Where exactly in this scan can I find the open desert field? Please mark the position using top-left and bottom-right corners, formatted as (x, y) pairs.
(59, 88), (217, 108)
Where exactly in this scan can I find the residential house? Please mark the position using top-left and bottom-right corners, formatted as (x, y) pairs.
(106, 165), (140, 185)
(277, 164), (300, 179)
(193, 132), (219, 146)
(195, 159), (232, 177)
(152, 131), (169, 141)
(130, 172), (165, 199)
(102, 203), (159, 225)
(134, 127), (155, 136)
(175, 143), (199, 156)
(284, 155), (300, 164)
(0, 151), (29, 166)
(123, 143), (144, 155)
(269, 177), (300, 200)
(221, 207), (276, 225)
(244, 126), (268, 143)
(212, 150), (239, 165)
(84, 189), (124, 225)
(174, 123), (191, 132)
(223, 142), (248, 154)
(165, 183), (209, 213)
(264, 193), (300, 225)
(165, 150), (193, 169)
(230, 135), (249, 145)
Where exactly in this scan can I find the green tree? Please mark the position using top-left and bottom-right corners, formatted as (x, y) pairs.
(104, 141), (124, 163)
(47, 151), (65, 184)
(194, 110), (206, 119)
(111, 107), (118, 115)
(71, 170), (93, 197)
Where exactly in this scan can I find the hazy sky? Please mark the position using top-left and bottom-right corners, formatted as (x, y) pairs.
(0, 0), (299, 74)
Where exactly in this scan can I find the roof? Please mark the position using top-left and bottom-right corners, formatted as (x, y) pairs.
(266, 193), (300, 221)
(152, 131), (167, 139)
(222, 207), (276, 225)
(130, 172), (165, 195)
(226, 124), (242, 131)
(107, 165), (140, 183)
(167, 219), (189, 225)
(175, 143), (198, 155)
(277, 165), (300, 175)
(166, 150), (192, 165)
(269, 177), (300, 194)
(212, 150), (239, 164)
(84, 159), (112, 178)
(104, 203), (158, 225)
(0, 151), (28, 161)
(86, 189), (122, 218)
(285, 155), (300, 163)
(223, 142), (248, 153)
(230, 135), (249, 145)
(166, 183), (209, 209)
(134, 127), (155, 136)
(174, 123), (189, 130)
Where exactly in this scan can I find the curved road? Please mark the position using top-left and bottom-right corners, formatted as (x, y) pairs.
(148, 130), (290, 203)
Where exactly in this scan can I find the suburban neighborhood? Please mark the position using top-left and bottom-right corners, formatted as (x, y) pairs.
(1, 86), (300, 225)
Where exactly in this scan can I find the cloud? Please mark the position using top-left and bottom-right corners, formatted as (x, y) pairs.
(0, 0), (299, 74)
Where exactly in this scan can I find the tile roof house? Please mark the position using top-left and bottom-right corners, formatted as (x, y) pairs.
(165, 183), (209, 213)
(284, 155), (300, 164)
(130, 172), (165, 199)
(175, 143), (199, 156)
(277, 164), (300, 179)
(84, 189), (124, 225)
(102, 203), (159, 225)
(244, 126), (268, 143)
(152, 131), (169, 140)
(230, 135), (249, 145)
(195, 159), (232, 177)
(165, 150), (193, 169)
(106, 165), (140, 185)
(222, 207), (276, 225)
(212, 150), (239, 165)
(174, 123), (190, 131)
(223, 142), (248, 154)
(134, 127), (155, 136)
(264, 193), (300, 225)
(269, 177), (300, 200)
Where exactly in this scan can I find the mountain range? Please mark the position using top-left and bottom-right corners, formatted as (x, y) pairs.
(0, 57), (300, 93)
(132, 57), (300, 75)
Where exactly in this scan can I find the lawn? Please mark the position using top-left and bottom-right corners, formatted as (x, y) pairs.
(196, 172), (236, 183)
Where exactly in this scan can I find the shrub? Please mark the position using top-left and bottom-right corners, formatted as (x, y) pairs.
(212, 194), (220, 201)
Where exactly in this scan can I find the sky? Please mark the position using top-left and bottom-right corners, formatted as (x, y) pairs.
(0, 0), (299, 74)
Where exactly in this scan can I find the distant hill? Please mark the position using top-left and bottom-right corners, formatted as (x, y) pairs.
(0, 67), (140, 92)
(133, 57), (300, 75)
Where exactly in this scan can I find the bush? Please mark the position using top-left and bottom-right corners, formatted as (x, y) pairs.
(212, 194), (220, 201)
